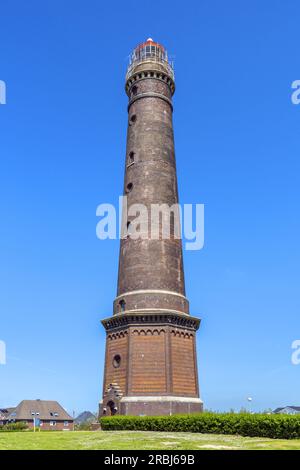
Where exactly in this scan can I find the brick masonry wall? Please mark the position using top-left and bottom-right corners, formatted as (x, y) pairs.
(103, 331), (129, 396)
(121, 400), (203, 416)
(116, 65), (186, 314)
(100, 50), (202, 415)
(113, 291), (189, 315)
(130, 329), (167, 395)
(102, 325), (199, 400)
(171, 332), (198, 396)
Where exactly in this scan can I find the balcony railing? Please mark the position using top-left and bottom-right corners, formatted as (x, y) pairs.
(126, 45), (174, 81)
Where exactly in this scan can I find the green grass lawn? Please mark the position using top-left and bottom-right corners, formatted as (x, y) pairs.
(1, 431), (300, 450)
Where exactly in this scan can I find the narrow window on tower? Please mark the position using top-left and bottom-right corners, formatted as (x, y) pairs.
(129, 114), (137, 125)
(128, 151), (135, 165)
(131, 85), (138, 97)
(119, 300), (126, 313)
(126, 182), (133, 193)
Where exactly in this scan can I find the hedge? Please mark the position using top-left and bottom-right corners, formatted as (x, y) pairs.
(0, 422), (28, 432)
(100, 412), (300, 439)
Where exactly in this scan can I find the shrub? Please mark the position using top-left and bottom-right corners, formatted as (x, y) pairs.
(0, 421), (28, 432)
(100, 412), (300, 439)
(75, 422), (95, 431)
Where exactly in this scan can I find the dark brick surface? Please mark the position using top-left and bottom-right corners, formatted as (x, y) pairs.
(117, 73), (185, 308)
(100, 45), (202, 416)
(121, 400), (203, 416)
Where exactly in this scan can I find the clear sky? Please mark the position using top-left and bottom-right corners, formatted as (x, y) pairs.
(0, 0), (299, 416)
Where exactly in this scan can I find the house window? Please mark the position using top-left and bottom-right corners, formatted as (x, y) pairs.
(50, 421), (56, 426)
(64, 421), (69, 427)
(54, 413), (59, 417)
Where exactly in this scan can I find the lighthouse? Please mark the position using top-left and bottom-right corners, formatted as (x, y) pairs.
(100, 39), (203, 416)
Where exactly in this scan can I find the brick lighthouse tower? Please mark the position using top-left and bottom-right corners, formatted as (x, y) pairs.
(100, 39), (203, 416)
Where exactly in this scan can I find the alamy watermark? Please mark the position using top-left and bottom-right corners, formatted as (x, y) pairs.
(0, 341), (6, 365)
(96, 196), (204, 251)
(0, 80), (6, 105)
(291, 340), (300, 365)
(291, 80), (300, 105)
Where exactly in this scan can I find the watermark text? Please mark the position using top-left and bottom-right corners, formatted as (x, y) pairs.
(0, 80), (6, 105)
(96, 197), (204, 251)
(291, 340), (300, 365)
(291, 80), (300, 105)
(0, 341), (6, 365)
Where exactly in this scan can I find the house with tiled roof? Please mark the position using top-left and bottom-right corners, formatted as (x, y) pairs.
(273, 406), (300, 415)
(0, 408), (15, 425)
(1, 400), (73, 430)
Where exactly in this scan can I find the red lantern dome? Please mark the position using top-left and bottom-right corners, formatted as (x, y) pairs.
(127, 38), (174, 81)
(131, 38), (166, 62)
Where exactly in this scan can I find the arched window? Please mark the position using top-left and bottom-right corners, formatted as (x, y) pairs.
(119, 299), (126, 312)
(113, 354), (121, 368)
(106, 400), (117, 416)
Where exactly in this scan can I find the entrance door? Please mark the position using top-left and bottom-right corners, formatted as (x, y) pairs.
(107, 400), (117, 416)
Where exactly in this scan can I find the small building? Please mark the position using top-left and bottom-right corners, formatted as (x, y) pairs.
(0, 408), (15, 426)
(273, 406), (300, 415)
(2, 400), (73, 430)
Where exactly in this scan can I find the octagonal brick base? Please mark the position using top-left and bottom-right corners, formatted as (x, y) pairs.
(119, 396), (203, 416)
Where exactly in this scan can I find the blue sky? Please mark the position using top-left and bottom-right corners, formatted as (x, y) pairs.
(0, 0), (299, 415)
